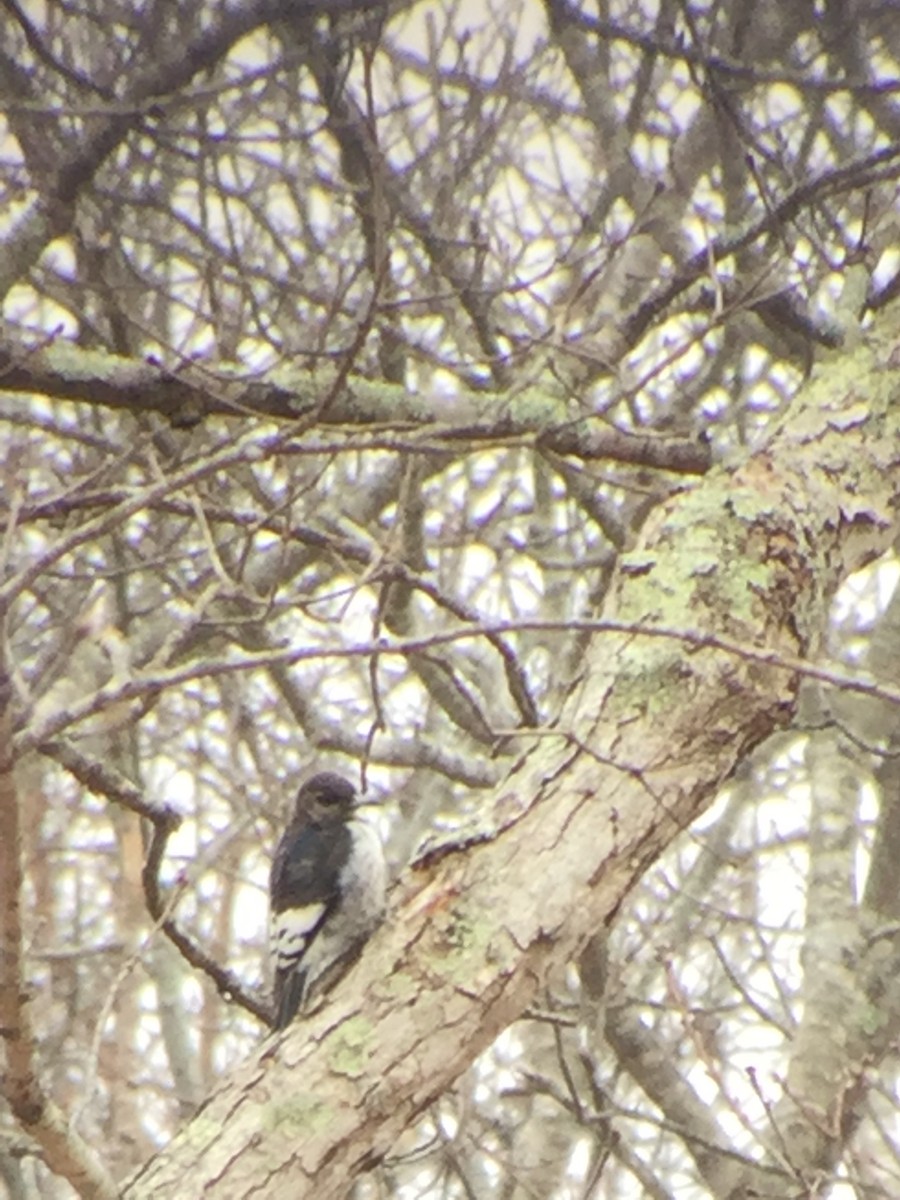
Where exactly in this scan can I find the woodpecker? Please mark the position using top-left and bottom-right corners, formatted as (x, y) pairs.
(269, 772), (387, 1030)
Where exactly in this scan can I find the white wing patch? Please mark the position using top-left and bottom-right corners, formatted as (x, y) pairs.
(270, 903), (326, 969)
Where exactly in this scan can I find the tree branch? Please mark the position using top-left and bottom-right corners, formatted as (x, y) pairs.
(0, 341), (713, 475)
(0, 664), (120, 1198)
(42, 739), (273, 1027)
(0, 0), (406, 295)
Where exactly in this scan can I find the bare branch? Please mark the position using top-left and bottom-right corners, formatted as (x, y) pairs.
(0, 662), (120, 1198)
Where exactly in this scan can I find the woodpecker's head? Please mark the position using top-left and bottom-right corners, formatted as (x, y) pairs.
(293, 772), (357, 825)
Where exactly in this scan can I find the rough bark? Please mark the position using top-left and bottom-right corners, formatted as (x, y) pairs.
(123, 319), (900, 1199)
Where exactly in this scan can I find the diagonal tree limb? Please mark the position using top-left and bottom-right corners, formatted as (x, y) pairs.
(41, 739), (273, 1027)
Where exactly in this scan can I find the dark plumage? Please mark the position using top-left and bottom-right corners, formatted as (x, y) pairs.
(269, 772), (386, 1030)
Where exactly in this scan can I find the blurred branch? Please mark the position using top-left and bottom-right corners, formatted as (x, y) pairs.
(0, 0), (405, 296)
(1, 0), (113, 99)
(0, 345), (713, 475)
(603, 1002), (789, 1196)
(0, 666), (120, 1198)
(44, 739), (273, 1027)
(238, 621), (501, 785)
(0, 417), (319, 607)
(44, 738), (176, 825)
(551, 0), (900, 97)
(377, 457), (502, 745)
(16, 614), (900, 765)
(383, 562), (539, 728)
(622, 141), (900, 352)
(142, 816), (274, 1027)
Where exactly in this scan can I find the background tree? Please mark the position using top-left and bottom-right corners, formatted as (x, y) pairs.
(1, 1), (900, 1198)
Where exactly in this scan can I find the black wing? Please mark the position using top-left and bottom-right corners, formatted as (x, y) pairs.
(270, 819), (351, 1028)
(270, 818), (351, 914)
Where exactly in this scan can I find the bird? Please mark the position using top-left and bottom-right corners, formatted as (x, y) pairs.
(269, 771), (387, 1030)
